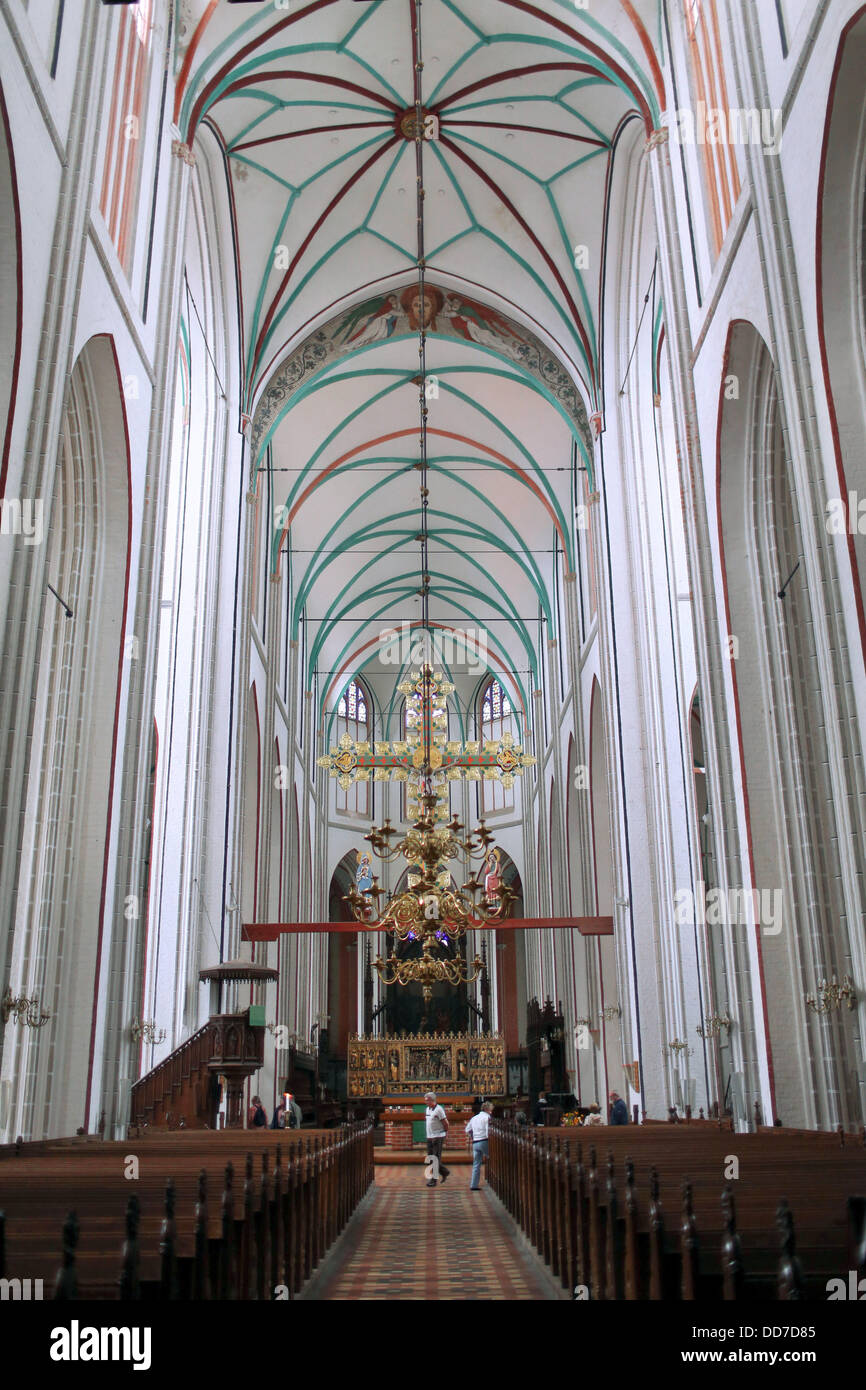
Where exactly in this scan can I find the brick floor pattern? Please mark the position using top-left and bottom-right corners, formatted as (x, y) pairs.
(304, 1165), (561, 1301)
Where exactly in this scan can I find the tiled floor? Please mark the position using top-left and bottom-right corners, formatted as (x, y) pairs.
(302, 1165), (567, 1300)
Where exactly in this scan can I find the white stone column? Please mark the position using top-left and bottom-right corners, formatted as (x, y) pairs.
(645, 124), (768, 1126)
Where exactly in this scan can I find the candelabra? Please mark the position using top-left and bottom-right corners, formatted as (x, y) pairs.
(666, 1038), (692, 1057)
(343, 767), (513, 1002)
(1, 987), (51, 1029)
(267, 1026), (307, 1050)
(602, 1004), (622, 1021)
(805, 974), (856, 1014)
(130, 1019), (166, 1045)
(696, 1012), (733, 1039)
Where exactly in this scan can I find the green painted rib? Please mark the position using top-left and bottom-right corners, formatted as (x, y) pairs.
(295, 518), (549, 644)
(190, 44), (405, 133)
(317, 586), (510, 736)
(227, 98), (394, 156)
(255, 343), (593, 487)
(248, 140), (404, 383)
(652, 296), (664, 396)
(282, 459), (553, 630)
(427, 31), (631, 109)
(436, 379), (575, 565)
(438, 125), (599, 359)
(307, 555), (537, 679)
(309, 568), (536, 692)
(549, 0), (659, 120)
(225, 153), (297, 192)
(323, 588), (531, 740)
(179, 4), (277, 134)
(264, 367), (577, 572)
(547, 145), (607, 185)
(447, 90), (605, 116)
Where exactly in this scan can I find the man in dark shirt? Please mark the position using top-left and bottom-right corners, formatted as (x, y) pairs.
(609, 1090), (629, 1125)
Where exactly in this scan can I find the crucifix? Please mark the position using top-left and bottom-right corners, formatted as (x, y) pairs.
(246, 662), (612, 941)
(316, 663), (536, 813)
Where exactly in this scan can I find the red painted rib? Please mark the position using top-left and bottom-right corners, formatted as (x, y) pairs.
(251, 134), (400, 375)
(438, 133), (596, 391)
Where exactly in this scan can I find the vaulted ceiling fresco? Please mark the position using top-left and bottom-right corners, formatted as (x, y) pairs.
(174, 0), (664, 720)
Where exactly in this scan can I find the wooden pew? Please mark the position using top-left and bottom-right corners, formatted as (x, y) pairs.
(488, 1121), (865, 1300)
(0, 1123), (373, 1299)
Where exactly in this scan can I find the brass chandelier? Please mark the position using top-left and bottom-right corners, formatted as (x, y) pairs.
(343, 779), (516, 1003)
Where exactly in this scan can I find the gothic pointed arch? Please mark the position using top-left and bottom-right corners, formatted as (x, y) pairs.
(242, 685), (261, 926)
(4, 334), (131, 1139)
(0, 80), (22, 497)
(334, 675), (373, 818)
(817, 7), (866, 670)
(717, 319), (857, 1130)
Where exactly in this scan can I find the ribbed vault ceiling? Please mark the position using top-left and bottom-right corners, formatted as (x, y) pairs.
(175, 0), (664, 721)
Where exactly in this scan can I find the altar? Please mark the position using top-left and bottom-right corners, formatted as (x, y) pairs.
(348, 1032), (506, 1097)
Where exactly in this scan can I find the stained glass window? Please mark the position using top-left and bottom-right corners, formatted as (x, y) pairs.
(336, 679), (370, 816)
(480, 678), (514, 813)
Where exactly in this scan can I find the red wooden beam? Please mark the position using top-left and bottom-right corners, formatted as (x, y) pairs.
(242, 915), (613, 943)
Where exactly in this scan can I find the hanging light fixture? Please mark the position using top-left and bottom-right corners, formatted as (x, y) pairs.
(339, 0), (526, 1005)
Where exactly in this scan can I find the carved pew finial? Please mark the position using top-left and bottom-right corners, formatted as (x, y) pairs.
(777, 1198), (802, 1299)
(681, 1180), (699, 1300)
(54, 1210), (79, 1301)
(721, 1185), (744, 1300)
(119, 1194), (141, 1301)
(159, 1178), (178, 1300)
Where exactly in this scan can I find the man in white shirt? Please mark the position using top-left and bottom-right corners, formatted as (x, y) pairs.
(424, 1091), (450, 1187)
(465, 1102), (493, 1190)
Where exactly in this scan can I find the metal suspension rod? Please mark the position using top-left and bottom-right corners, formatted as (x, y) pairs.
(412, 0), (433, 785)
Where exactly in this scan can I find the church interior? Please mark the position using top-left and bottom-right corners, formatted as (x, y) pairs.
(1, 0), (866, 1315)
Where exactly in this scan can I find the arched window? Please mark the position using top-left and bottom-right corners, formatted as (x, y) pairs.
(682, 0), (742, 261)
(479, 678), (514, 814)
(336, 679), (370, 817)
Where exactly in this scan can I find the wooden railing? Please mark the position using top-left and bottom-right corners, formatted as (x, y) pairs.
(130, 1020), (214, 1129)
(130, 1010), (265, 1130)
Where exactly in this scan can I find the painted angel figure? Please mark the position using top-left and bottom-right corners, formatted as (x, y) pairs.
(441, 293), (525, 352)
(337, 292), (401, 349)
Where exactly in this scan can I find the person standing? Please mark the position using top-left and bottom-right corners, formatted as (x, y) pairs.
(424, 1091), (450, 1187)
(249, 1095), (268, 1129)
(465, 1101), (493, 1190)
(609, 1091), (629, 1125)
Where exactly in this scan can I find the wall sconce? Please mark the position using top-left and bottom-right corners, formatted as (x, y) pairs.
(805, 975), (856, 1014)
(696, 1012), (732, 1039)
(2, 987), (51, 1029)
(130, 1019), (166, 1045)
(602, 1004), (622, 1021)
(666, 1038), (692, 1057)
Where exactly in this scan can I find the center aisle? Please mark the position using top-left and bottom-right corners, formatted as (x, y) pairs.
(300, 1164), (568, 1300)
